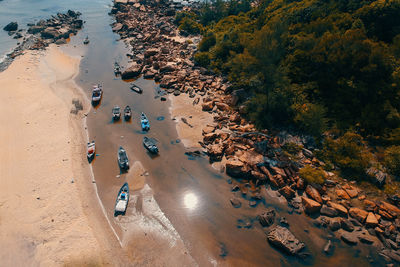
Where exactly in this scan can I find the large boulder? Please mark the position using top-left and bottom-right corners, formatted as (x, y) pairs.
(349, 207), (368, 223)
(320, 205), (339, 217)
(3, 21), (18, 31)
(365, 212), (379, 228)
(328, 201), (348, 216)
(144, 48), (159, 58)
(258, 208), (276, 227)
(341, 232), (358, 245)
(225, 159), (249, 178)
(28, 25), (46, 34)
(121, 63), (143, 80)
(305, 185), (322, 203)
(279, 186), (295, 199)
(41, 28), (60, 39)
(301, 196), (321, 214)
(202, 101), (214, 111)
(267, 226), (306, 255)
(208, 143), (225, 162)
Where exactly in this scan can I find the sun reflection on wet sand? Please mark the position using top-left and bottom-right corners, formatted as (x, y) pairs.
(183, 192), (198, 210)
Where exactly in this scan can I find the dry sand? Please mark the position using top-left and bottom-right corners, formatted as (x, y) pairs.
(0, 45), (117, 266)
(169, 94), (213, 149)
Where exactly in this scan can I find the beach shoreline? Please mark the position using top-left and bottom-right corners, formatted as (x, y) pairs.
(0, 44), (119, 266)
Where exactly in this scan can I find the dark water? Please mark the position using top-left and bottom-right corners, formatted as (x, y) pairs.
(0, 0), (383, 266)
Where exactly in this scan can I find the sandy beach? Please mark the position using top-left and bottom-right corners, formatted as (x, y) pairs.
(0, 45), (116, 266)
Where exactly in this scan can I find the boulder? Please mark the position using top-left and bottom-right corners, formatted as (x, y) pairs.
(208, 143), (224, 162)
(301, 196), (321, 214)
(279, 186), (295, 199)
(344, 188), (358, 198)
(323, 240), (332, 254)
(3, 21), (18, 31)
(380, 201), (400, 217)
(121, 63), (143, 79)
(329, 217), (342, 231)
(341, 232), (358, 245)
(144, 48), (159, 58)
(365, 212), (379, 228)
(41, 28), (60, 39)
(349, 207), (368, 223)
(27, 25), (45, 34)
(366, 167), (387, 188)
(202, 101), (214, 111)
(305, 185), (323, 203)
(230, 198), (241, 208)
(215, 102), (229, 111)
(160, 63), (176, 73)
(226, 159), (249, 177)
(364, 200), (377, 211)
(328, 201), (348, 216)
(340, 218), (355, 232)
(320, 205), (339, 217)
(267, 226), (306, 255)
(336, 188), (350, 200)
(258, 208), (276, 227)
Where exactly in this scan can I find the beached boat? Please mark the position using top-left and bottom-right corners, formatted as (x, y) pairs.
(117, 146), (129, 170)
(114, 182), (129, 215)
(91, 84), (102, 103)
(143, 137), (158, 154)
(124, 105), (132, 120)
(83, 36), (89, 45)
(112, 105), (121, 120)
(140, 112), (150, 131)
(114, 62), (121, 75)
(87, 141), (95, 160)
(130, 83), (143, 94)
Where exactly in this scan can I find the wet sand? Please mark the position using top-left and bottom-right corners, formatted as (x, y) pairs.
(0, 45), (115, 266)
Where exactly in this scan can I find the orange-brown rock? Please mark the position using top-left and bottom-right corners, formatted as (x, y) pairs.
(259, 166), (273, 180)
(296, 178), (305, 190)
(226, 159), (249, 177)
(365, 212), (379, 227)
(269, 175), (285, 188)
(208, 143), (225, 162)
(215, 102), (229, 111)
(305, 185), (323, 203)
(202, 101), (214, 111)
(269, 166), (287, 178)
(349, 207), (368, 223)
(251, 170), (266, 181)
(203, 133), (218, 144)
(301, 196), (321, 214)
(202, 126), (215, 135)
(328, 201), (348, 216)
(380, 201), (400, 216)
(344, 188), (358, 198)
(364, 200), (377, 211)
(336, 189), (350, 200)
(279, 186), (295, 199)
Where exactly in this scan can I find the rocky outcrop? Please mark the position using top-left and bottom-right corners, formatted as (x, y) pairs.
(258, 208), (276, 227)
(320, 205), (338, 217)
(226, 159), (249, 178)
(3, 21), (18, 31)
(365, 212), (379, 227)
(121, 63), (143, 79)
(267, 226), (306, 255)
(341, 232), (358, 245)
(302, 196), (321, 214)
(349, 207), (368, 223)
(305, 185), (322, 203)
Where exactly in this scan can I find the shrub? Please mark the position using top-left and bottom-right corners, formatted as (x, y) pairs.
(384, 145), (400, 177)
(194, 52), (211, 67)
(178, 17), (203, 35)
(282, 142), (302, 155)
(322, 132), (373, 179)
(299, 165), (326, 185)
(199, 33), (216, 52)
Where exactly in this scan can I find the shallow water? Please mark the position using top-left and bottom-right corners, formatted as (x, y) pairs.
(0, 0), (385, 266)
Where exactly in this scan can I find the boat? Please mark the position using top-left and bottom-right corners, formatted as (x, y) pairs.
(114, 182), (129, 216)
(143, 137), (158, 154)
(114, 62), (121, 75)
(130, 84), (143, 94)
(112, 106), (121, 120)
(117, 146), (129, 170)
(91, 84), (102, 103)
(124, 105), (132, 120)
(140, 112), (150, 131)
(87, 141), (95, 160)
(83, 36), (89, 45)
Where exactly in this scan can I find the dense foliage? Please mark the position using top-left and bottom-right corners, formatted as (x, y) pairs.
(384, 145), (400, 177)
(299, 165), (326, 185)
(177, 0), (400, 140)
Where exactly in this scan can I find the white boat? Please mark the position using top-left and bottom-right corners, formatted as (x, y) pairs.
(124, 105), (132, 120)
(117, 146), (129, 170)
(143, 136), (158, 154)
(114, 182), (129, 215)
(91, 84), (102, 103)
(130, 83), (143, 94)
(112, 106), (121, 120)
(87, 140), (95, 161)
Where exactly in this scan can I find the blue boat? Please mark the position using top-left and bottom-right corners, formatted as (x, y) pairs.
(140, 112), (150, 131)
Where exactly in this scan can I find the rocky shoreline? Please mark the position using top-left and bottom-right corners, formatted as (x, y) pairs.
(0, 10), (83, 72)
(110, 0), (400, 264)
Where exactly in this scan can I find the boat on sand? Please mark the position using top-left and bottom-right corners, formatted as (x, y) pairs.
(124, 105), (132, 120)
(91, 84), (102, 104)
(114, 182), (129, 216)
(130, 83), (142, 94)
(143, 136), (158, 154)
(140, 112), (150, 131)
(87, 141), (95, 161)
(112, 106), (121, 120)
(117, 146), (129, 170)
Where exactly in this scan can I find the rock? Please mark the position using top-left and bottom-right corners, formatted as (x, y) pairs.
(202, 101), (214, 111)
(160, 63), (176, 73)
(301, 196), (321, 214)
(208, 143), (225, 162)
(203, 133), (217, 143)
(226, 159), (249, 178)
(366, 167), (387, 188)
(305, 185), (323, 203)
(380, 201), (400, 217)
(364, 200), (377, 211)
(267, 226), (306, 255)
(302, 148), (313, 158)
(279, 217), (289, 226)
(358, 234), (374, 244)
(328, 201), (348, 216)
(323, 240), (332, 254)
(121, 63), (143, 79)
(296, 178), (306, 190)
(349, 208), (369, 223)
(144, 48), (159, 58)
(3, 21), (18, 31)
(258, 208), (276, 227)
(279, 186), (295, 199)
(320, 205), (339, 217)
(336, 188), (351, 200)
(366, 212), (379, 228)
(341, 232), (358, 245)
(27, 25), (46, 34)
(215, 102), (229, 111)
(329, 217), (342, 231)
(341, 219), (355, 232)
(41, 28), (60, 39)
(55, 38), (66, 44)
(230, 198), (241, 208)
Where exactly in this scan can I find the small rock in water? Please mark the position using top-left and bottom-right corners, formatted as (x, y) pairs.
(116, 175), (120, 178)
(121, 136), (124, 138)
(323, 240), (332, 254)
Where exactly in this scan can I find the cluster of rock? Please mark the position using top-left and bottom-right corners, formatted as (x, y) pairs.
(109, 0), (400, 263)
(1, 10), (83, 72)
